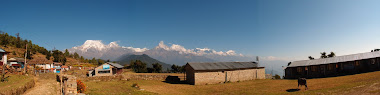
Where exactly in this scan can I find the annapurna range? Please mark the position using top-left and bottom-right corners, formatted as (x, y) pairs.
(68, 40), (256, 66)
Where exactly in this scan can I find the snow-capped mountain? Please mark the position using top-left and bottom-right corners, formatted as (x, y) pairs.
(68, 40), (255, 65)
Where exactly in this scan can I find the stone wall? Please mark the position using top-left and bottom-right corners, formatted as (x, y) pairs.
(85, 74), (175, 81)
(193, 68), (265, 85)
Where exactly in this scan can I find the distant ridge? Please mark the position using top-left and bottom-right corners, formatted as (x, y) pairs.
(116, 54), (172, 70)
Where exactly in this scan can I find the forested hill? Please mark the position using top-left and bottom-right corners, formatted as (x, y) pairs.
(116, 54), (172, 70)
(0, 32), (101, 66)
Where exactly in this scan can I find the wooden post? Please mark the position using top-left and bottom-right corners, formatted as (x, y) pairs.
(24, 44), (27, 74)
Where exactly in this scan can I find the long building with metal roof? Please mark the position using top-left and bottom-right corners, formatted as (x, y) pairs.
(285, 51), (380, 79)
(185, 62), (265, 85)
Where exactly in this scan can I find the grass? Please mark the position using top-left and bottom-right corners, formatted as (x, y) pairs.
(84, 80), (157, 95)
(0, 74), (33, 92)
(80, 69), (380, 94)
(133, 71), (380, 95)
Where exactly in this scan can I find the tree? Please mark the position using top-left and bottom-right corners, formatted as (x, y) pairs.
(328, 52), (336, 58)
(73, 52), (79, 59)
(308, 56), (314, 60)
(46, 51), (51, 60)
(274, 74), (281, 79)
(152, 63), (162, 73)
(64, 49), (70, 57)
(171, 64), (184, 73)
(320, 52), (328, 59)
(52, 50), (66, 64)
(91, 57), (96, 64)
(24, 50), (32, 59)
(130, 60), (147, 73)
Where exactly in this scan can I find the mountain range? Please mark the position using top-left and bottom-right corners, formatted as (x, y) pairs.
(68, 40), (256, 65)
(116, 54), (172, 70)
(68, 40), (286, 76)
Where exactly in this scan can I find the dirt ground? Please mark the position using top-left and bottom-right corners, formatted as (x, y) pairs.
(23, 73), (60, 95)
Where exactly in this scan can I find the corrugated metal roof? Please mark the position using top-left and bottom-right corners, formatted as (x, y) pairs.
(288, 51), (380, 67)
(107, 62), (124, 68)
(187, 62), (260, 71)
(0, 48), (6, 53)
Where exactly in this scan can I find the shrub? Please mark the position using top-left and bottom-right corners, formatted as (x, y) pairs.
(77, 79), (86, 93)
(132, 83), (140, 88)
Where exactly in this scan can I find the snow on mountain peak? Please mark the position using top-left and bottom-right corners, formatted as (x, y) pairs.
(81, 40), (107, 51)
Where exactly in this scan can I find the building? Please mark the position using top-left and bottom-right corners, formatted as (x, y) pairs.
(28, 57), (54, 73)
(0, 48), (9, 66)
(91, 62), (123, 76)
(8, 57), (25, 69)
(185, 62), (265, 85)
(285, 51), (380, 79)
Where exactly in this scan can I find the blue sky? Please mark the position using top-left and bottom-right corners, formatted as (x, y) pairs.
(1, 0), (380, 61)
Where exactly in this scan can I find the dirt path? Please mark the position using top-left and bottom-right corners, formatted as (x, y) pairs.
(23, 74), (60, 95)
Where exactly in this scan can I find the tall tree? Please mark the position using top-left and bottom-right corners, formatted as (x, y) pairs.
(320, 52), (328, 59)
(152, 63), (162, 73)
(64, 49), (70, 57)
(73, 52), (79, 59)
(328, 52), (336, 58)
(308, 56), (314, 60)
(130, 60), (147, 73)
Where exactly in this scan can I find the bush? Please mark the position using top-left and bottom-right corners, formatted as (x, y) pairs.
(77, 80), (86, 93)
(132, 83), (140, 88)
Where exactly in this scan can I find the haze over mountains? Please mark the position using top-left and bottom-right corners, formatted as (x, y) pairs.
(68, 40), (287, 76)
(68, 40), (256, 65)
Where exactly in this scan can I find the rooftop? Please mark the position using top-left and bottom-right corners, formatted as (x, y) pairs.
(288, 51), (380, 67)
(106, 62), (124, 68)
(187, 62), (262, 71)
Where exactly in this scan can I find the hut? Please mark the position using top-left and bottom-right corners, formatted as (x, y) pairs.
(0, 48), (9, 66)
(28, 57), (54, 73)
(285, 51), (380, 79)
(91, 62), (123, 76)
(185, 62), (265, 85)
(8, 57), (25, 70)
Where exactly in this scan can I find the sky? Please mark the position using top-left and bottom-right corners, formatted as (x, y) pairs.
(1, 0), (380, 61)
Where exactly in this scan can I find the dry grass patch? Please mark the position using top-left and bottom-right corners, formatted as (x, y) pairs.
(134, 71), (380, 95)
(84, 80), (157, 95)
(0, 74), (33, 92)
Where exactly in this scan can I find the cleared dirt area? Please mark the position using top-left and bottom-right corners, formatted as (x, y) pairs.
(23, 73), (60, 95)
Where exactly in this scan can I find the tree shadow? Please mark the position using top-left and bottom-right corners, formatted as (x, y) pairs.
(286, 89), (300, 92)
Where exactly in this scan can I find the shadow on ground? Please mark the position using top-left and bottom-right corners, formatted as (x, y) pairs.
(162, 75), (189, 84)
(286, 89), (300, 92)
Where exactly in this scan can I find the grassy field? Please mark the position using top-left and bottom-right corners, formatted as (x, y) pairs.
(82, 70), (380, 95)
(84, 81), (157, 95)
(0, 74), (33, 92)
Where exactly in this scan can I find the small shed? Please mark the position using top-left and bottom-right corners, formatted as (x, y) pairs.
(185, 62), (265, 85)
(0, 48), (9, 66)
(8, 57), (25, 68)
(93, 62), (123, 76)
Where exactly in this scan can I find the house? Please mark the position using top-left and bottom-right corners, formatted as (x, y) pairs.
(90, 62), (123, 76)
(53, 62), (62, 73)
(28, 57), (54, 73)
(61, 66), (69, 71)
(285, 51), (380, 79)
(184, 62), (265, 85)
(0, 48), (9, 66)
(8, 57), (25, 69)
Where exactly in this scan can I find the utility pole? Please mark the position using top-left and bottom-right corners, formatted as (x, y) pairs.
(24, 44), (27, 74)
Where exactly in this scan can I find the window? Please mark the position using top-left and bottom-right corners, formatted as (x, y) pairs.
(98, 70), (110, 74)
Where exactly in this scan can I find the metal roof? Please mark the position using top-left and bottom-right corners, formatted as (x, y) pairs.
(107, 62), (124, 68)
(187, 62), (261, 71)
(0, 48), (6, 53)
(288, 51), (380, 67)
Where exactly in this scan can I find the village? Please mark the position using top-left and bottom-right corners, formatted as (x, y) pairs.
(2, 0), (380, 95)
(2, 40), (380, 95)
